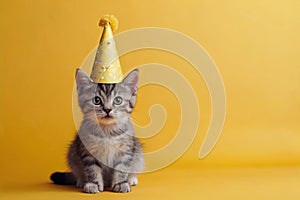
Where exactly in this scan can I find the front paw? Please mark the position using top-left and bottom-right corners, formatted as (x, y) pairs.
(83, 182), (103, 194)
(112, 182), (131, 193)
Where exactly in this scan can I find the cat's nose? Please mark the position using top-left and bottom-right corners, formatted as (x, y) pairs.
(103, 108), (112, 114)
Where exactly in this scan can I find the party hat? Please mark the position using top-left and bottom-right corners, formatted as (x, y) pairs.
(90, 15), (124, 83)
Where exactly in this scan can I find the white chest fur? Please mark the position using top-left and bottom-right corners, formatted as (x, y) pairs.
(83, 135), (127, 169)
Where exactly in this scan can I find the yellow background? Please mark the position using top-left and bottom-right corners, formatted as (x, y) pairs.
(1, 0), (299, 199)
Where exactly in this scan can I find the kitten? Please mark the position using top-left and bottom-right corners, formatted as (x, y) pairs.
(50, 69), (144, 193)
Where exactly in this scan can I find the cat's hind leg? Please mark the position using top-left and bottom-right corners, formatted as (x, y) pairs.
(128, 174), (138, 186)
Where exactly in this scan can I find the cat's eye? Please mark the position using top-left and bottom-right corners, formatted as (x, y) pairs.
(113, 96), (123, 105)
(93, 96), (102, 105)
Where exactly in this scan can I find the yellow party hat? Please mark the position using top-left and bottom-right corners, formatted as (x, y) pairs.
(90, 15), (124, 83)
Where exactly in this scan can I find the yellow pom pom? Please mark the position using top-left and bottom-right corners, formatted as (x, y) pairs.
(99, 14), (118, 32)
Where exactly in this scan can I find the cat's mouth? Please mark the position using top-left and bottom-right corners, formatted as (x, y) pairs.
(103, 115), (113, 119)
(97, 115), (115, 125)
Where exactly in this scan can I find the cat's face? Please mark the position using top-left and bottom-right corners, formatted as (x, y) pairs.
(76, 69), (138, 127)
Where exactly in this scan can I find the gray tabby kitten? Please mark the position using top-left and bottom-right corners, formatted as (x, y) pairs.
(50, 69), (144, 193)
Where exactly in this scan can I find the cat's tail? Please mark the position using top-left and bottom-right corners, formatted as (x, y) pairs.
(50, 172), (76, 185)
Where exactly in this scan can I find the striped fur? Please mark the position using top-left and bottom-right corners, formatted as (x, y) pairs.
(51, 69), (144, 193)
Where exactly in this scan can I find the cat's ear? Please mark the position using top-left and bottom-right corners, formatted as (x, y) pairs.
(122, 69), (139, 108)
(122, 69), (139, 94)
(75, 69), (92, 89)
